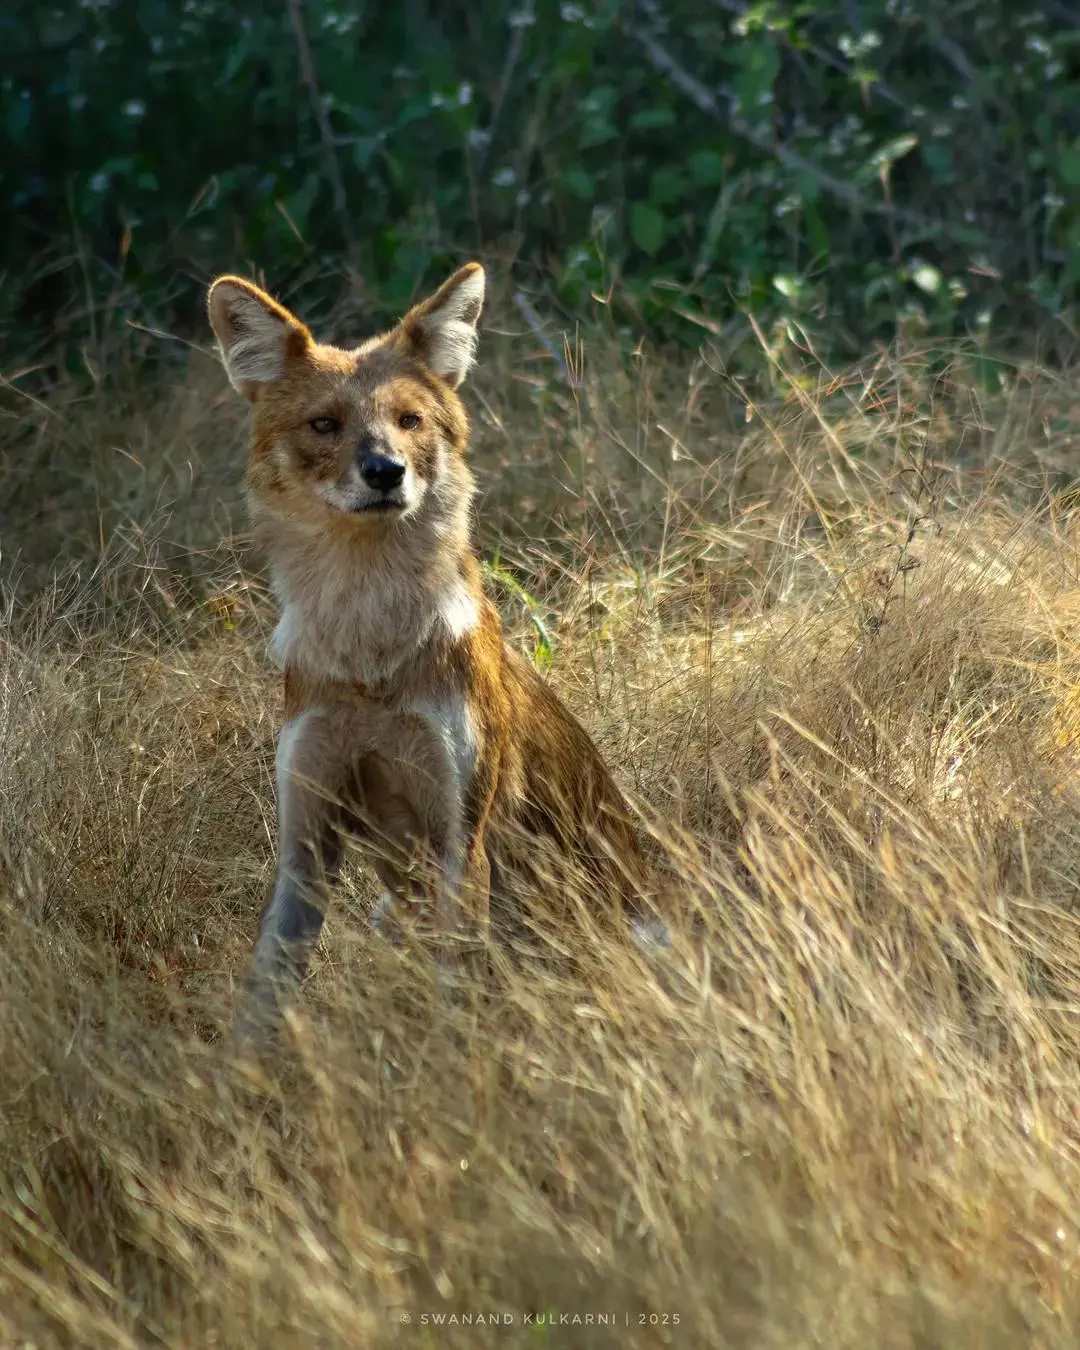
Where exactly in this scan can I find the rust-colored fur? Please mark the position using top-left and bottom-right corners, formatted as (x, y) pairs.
(207, 263), (654, 1032)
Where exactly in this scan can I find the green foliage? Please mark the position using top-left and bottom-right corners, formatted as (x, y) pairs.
(483, 559), (554, 672)
(2, 0), (1078, 355)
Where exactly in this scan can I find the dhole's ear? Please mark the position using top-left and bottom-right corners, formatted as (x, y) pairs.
(399, 262), (485, 388)
(207, 276), (311, 400)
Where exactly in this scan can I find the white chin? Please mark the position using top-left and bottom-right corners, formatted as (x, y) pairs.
(319, 478), (425, 518)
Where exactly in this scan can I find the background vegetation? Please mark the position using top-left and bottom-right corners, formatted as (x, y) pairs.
(3, 0), (1079, 362)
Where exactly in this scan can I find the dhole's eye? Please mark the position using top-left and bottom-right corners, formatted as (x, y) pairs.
(398, 412), (422, 431)
(310, 417), (340, 434)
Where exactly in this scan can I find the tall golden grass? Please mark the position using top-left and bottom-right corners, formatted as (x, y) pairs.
(3, 305), (1080, 1347)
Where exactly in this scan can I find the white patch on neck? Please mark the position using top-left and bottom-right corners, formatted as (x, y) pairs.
(266, 531), (480, 687)
(268, 604), (302, 674)
(437, 574), (480, 641)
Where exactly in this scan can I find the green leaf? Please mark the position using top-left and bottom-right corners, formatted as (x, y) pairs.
(579, 84), (618, 148)
(1058, 148), (1080, 187)
(280, 172), (321, 239)
(689, 149), (725, 187)
(352, 137), (381, 171)
(867, 134), (918, 176)
(381, 149), (406, 189)
(731, 38), (780, 109)
(772, 273), (801, 301)
(804, 199), (829, 259)
(217, 36), (250, 88)
(629, 106), (677, 132)
(1065, 230), (1080, 285)
(911, 263), (942, 294)
(483, 563), (553, 672)
(581, 84), (617, 115)
(630, 202), (665, 255)
(393, 239), (433, 280)
(649, 168), (686, 205)
(433, 182), (464, 210)
(564, 169), (595, 201)
(381, 263), (421, 306)
(921, 143), (952, 178)
(793, 171), (822, 204)
(580, 118), (616, 149)
(394, 98), (432, 130)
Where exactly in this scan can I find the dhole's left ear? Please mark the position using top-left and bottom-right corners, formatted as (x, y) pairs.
(399, 263), (486, 388)
(207, 275), (312, 400)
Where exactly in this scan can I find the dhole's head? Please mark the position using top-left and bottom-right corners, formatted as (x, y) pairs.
(207, 264), (485, 529)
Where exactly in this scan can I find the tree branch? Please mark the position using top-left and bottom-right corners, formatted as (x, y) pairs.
(286, 0), (355, 250)
(628, 18), (938, 232)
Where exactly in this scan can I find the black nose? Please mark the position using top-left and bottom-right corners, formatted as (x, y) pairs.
(358, 450), (406, 493)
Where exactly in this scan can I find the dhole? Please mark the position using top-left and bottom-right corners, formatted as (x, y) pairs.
(207, 263), (662, 1032)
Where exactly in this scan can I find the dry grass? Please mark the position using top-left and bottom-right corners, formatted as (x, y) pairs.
(4, 305), (1080, 1347)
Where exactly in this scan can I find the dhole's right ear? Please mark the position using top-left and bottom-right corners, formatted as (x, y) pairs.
(207, 276), (311, 401)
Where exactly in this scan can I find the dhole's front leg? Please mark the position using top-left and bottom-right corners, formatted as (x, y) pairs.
(369, 803), (492, 964)
(368, 710), (495, 978)
(431, 830), (491, 985)
(234, 710), (345, 1040)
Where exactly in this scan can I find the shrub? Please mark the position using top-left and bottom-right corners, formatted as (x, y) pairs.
(2, 0), (1078, 357)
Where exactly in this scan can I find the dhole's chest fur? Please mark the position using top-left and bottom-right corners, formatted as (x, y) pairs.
(261, 514), (479, 689)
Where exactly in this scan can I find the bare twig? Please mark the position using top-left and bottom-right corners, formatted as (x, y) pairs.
(285, 0), (355, 250)
(629, 20), (938, 232)
(476, 17), (528, 175)
(512, 291), (578, 386)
